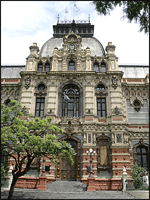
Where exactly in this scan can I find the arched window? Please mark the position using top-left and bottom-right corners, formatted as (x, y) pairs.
(101, 62), (106, 72)
(93, 62), (99, 72)
(69, 61), (75, 71)
(45, 63), (50, 72)
(38, 63), (43, 72)
(133, 139), (149, 171)
(97, 84), (105, 91)
(62, 84), (80, 117)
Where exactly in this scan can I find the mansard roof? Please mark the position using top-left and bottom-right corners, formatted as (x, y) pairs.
(1, 65), (149, 79)
(39, 36), (105, 58)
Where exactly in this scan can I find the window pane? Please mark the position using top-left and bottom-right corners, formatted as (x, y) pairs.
(62, 110), (65, 117)
(36, 103), (40, 109)
(35, 111), (39, 117)
(41, 103), (45, 109)
(37, 98), (41, 103)
(102, 99), (105, 102)
(137, 155), (141, 166)
(142, 148), (146, 153)
(137, 148), (141, 153)
(41, 98), (45, 103)
(102, 103), (105, 110)
(142, 155), (147, 168)
(76, 110), (79, 117)
(38, 65), (43, 72)
(94, 66), (99, 72)
(69, 62), (75, 71)
(68, 110), (73, 117)
(101, 67), (106, 72)
(97, 103), (101, 110)
(40, 111), (44, 117)
(102, 111), (106, 117)
(68, 102), (73, 109)
(98, 111), (101, 117)
(97, 98), (101, 103)
(62, 102), (65, 109)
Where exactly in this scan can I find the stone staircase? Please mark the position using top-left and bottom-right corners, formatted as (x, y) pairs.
(46, 181), (138, 199)
(47, 181), (87, 192)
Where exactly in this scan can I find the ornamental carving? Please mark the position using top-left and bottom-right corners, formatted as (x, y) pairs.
(25, 76), (31, 89)
(59, 114), (81, 125)
(111, 75), (118, 89)
(21, 106), (29, 115)
(112, 106), (122, 115)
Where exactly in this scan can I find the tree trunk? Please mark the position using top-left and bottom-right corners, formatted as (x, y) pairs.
(7, 174), (18, 199)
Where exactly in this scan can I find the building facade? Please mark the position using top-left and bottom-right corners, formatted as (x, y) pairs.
(1, 19), (149, 190)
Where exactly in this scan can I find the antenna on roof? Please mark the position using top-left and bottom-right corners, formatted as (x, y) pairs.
(65, 7), (69, 22)
(73, 1), (79, 20)
(57, 14), (59, 24)
(88, 14), (90, 23)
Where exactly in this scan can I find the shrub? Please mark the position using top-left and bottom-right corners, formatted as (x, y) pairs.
(131, 164), (149, 189)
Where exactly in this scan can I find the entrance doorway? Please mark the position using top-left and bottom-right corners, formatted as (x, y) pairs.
(56, 136), (81, 181)
(61, 139), (77, 181)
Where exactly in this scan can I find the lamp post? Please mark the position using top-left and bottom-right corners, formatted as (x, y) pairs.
(41, 155), (46, 176)
(86, 148), (96, 177)
(41, 132), (46, 177)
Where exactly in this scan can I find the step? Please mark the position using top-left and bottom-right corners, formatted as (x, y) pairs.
(47, 181), (87, 192)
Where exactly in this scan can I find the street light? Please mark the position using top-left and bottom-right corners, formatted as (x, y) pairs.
(86, 148), (96, 177)
(41, 155), (46, 176)
(41, 132), (46, 177)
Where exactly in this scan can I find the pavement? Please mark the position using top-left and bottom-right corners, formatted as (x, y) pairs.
(1, 181), (139, 199)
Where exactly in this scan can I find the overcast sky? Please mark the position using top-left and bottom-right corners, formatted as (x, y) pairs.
(1, 1), (149, 65)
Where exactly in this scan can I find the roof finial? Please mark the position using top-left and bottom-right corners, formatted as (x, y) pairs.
(88, 14), (90, 23)
(57, 14), (59, 24)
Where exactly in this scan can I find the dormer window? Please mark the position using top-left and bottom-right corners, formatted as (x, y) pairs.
(69, 61), (75, 71)
(101, 62), (106, 72)
(93, 62), (99, 72)
(38, 63), (43, 72)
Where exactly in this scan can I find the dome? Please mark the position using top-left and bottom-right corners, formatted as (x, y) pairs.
(39, 36), (105, 57)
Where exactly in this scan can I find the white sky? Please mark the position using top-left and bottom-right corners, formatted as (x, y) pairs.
(1, 1), (149, 65)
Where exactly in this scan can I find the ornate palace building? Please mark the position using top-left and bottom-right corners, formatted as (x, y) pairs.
(1, 18), (149, 190)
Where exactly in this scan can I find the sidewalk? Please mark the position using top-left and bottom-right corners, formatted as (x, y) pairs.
(126, 190), (149, 199)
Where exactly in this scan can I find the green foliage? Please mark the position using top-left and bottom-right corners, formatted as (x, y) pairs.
(93, 1), (149, 34)
(1, 162), (8, 184)
(131, 164), (149, 189)
(1, 100), (76, 178)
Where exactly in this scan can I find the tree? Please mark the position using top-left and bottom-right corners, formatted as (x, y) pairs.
(93, 1), (149, 34)
(1, 100), (75, 199)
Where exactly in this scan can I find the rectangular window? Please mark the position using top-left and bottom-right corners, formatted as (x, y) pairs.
(97, 98), (106, 117)
(35, 98), (45, 117)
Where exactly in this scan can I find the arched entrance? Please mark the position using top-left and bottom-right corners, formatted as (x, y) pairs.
(56, 136), (81, 181)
